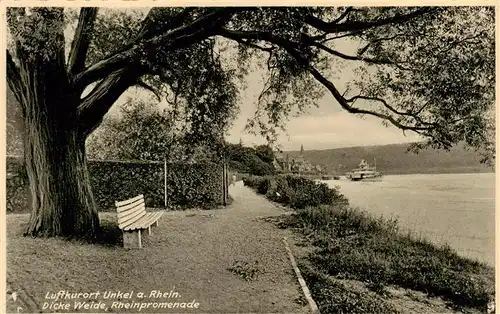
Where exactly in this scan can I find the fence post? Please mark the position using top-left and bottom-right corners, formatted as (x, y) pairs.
(222, 162), (227, 206)
(225, 163), (229, 204)
(164, 159), (167, 208)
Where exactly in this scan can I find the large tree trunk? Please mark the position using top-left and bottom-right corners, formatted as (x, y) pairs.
(23, 118), (99, 237)
(21, 78), (100, 238)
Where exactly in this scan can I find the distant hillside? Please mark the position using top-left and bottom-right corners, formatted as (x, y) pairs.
(285, 143), (494, 175)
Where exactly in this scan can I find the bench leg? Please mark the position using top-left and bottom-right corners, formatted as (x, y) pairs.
(147, 226), (152, 236)
(123, 230), (142, 249)
(153, 220), (159, 227)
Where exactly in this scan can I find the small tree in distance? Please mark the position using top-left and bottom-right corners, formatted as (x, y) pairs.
(87, 98), (176, 161)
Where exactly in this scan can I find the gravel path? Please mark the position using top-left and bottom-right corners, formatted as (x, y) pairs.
(153, 181), (310, 313)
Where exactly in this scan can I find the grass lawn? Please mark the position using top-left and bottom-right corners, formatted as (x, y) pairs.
(6, 206), (308, 313)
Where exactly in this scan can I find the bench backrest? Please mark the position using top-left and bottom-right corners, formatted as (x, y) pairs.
(115, 194), (147, 230)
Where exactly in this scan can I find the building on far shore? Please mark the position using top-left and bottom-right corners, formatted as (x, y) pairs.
(274, 145), (326, 174)
(291, 146), (315, 173)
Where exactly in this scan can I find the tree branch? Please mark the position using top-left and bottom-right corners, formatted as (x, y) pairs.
(67, 8), (98, 77)
(436, 33), (485, 56)
(231, 37), (274, 52)
(304, 64), (430, 132)
(218, 28), (431, 133)
(345, 95), (434, 126)
(77, 67), (141, 136)
(318, 30), (365, 43)
(135, 79), (161, 101)
(135, 7), (198, 40)
(303, 35), (398, 65)
(225, 28), (401, 66)
(332, 7), (355, 24)
(357, 33), (407, 56)
(73, 8), (239, 90)
(305, 8), (434, 33)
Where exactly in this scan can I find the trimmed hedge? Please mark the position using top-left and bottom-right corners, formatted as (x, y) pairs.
(243, 174), (348, 209)
(6, 156), (226, 212)
(165, 162), (225, 209)
(89, 159), (165, 209)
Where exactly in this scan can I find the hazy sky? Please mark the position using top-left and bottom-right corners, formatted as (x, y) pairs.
(224, 66), (423, 151)
(227, 109), (423, 151)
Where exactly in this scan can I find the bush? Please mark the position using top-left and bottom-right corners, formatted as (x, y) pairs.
(266, 176), (294, 204)
(285, 176), (348, 209)
(300, 262), (399, 314)
(88, 160), (165, 209)
(224, 143), (276, 176)
(243, 176), (270, 194)
(165, 162), (225, 209)
(245, 174), (348, 209)
(227, 160), (246, 173)
(246, 154), (275, 176)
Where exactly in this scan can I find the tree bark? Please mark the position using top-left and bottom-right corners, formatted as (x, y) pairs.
(23, 118), (99, 238)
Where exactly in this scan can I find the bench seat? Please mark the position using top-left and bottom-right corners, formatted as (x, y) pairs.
(115, 194), (163, 248)
(123, 212), (163, 231)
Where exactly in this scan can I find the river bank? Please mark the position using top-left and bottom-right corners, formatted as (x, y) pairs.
(243, 174), (495, 313)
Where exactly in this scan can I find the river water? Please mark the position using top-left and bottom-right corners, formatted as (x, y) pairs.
(323, 173), (495, 266)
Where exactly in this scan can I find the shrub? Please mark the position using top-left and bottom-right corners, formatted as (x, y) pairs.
(243, 176), (271, 194)
(227, 160), (246, 173)
(245, 174), (348, 209)
(266, 176), (294, 204)
(165, 162), (224, 209)
(88, 159), (165, 209)
(247, 154), (276, 176)
(283, 176), (348, 209)
(300, 261), (399, 314)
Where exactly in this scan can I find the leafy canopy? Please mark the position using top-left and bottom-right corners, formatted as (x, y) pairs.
(6, 7), (495, 164)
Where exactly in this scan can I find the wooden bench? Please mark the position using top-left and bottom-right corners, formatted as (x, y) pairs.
(115, 194), (163, 249)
